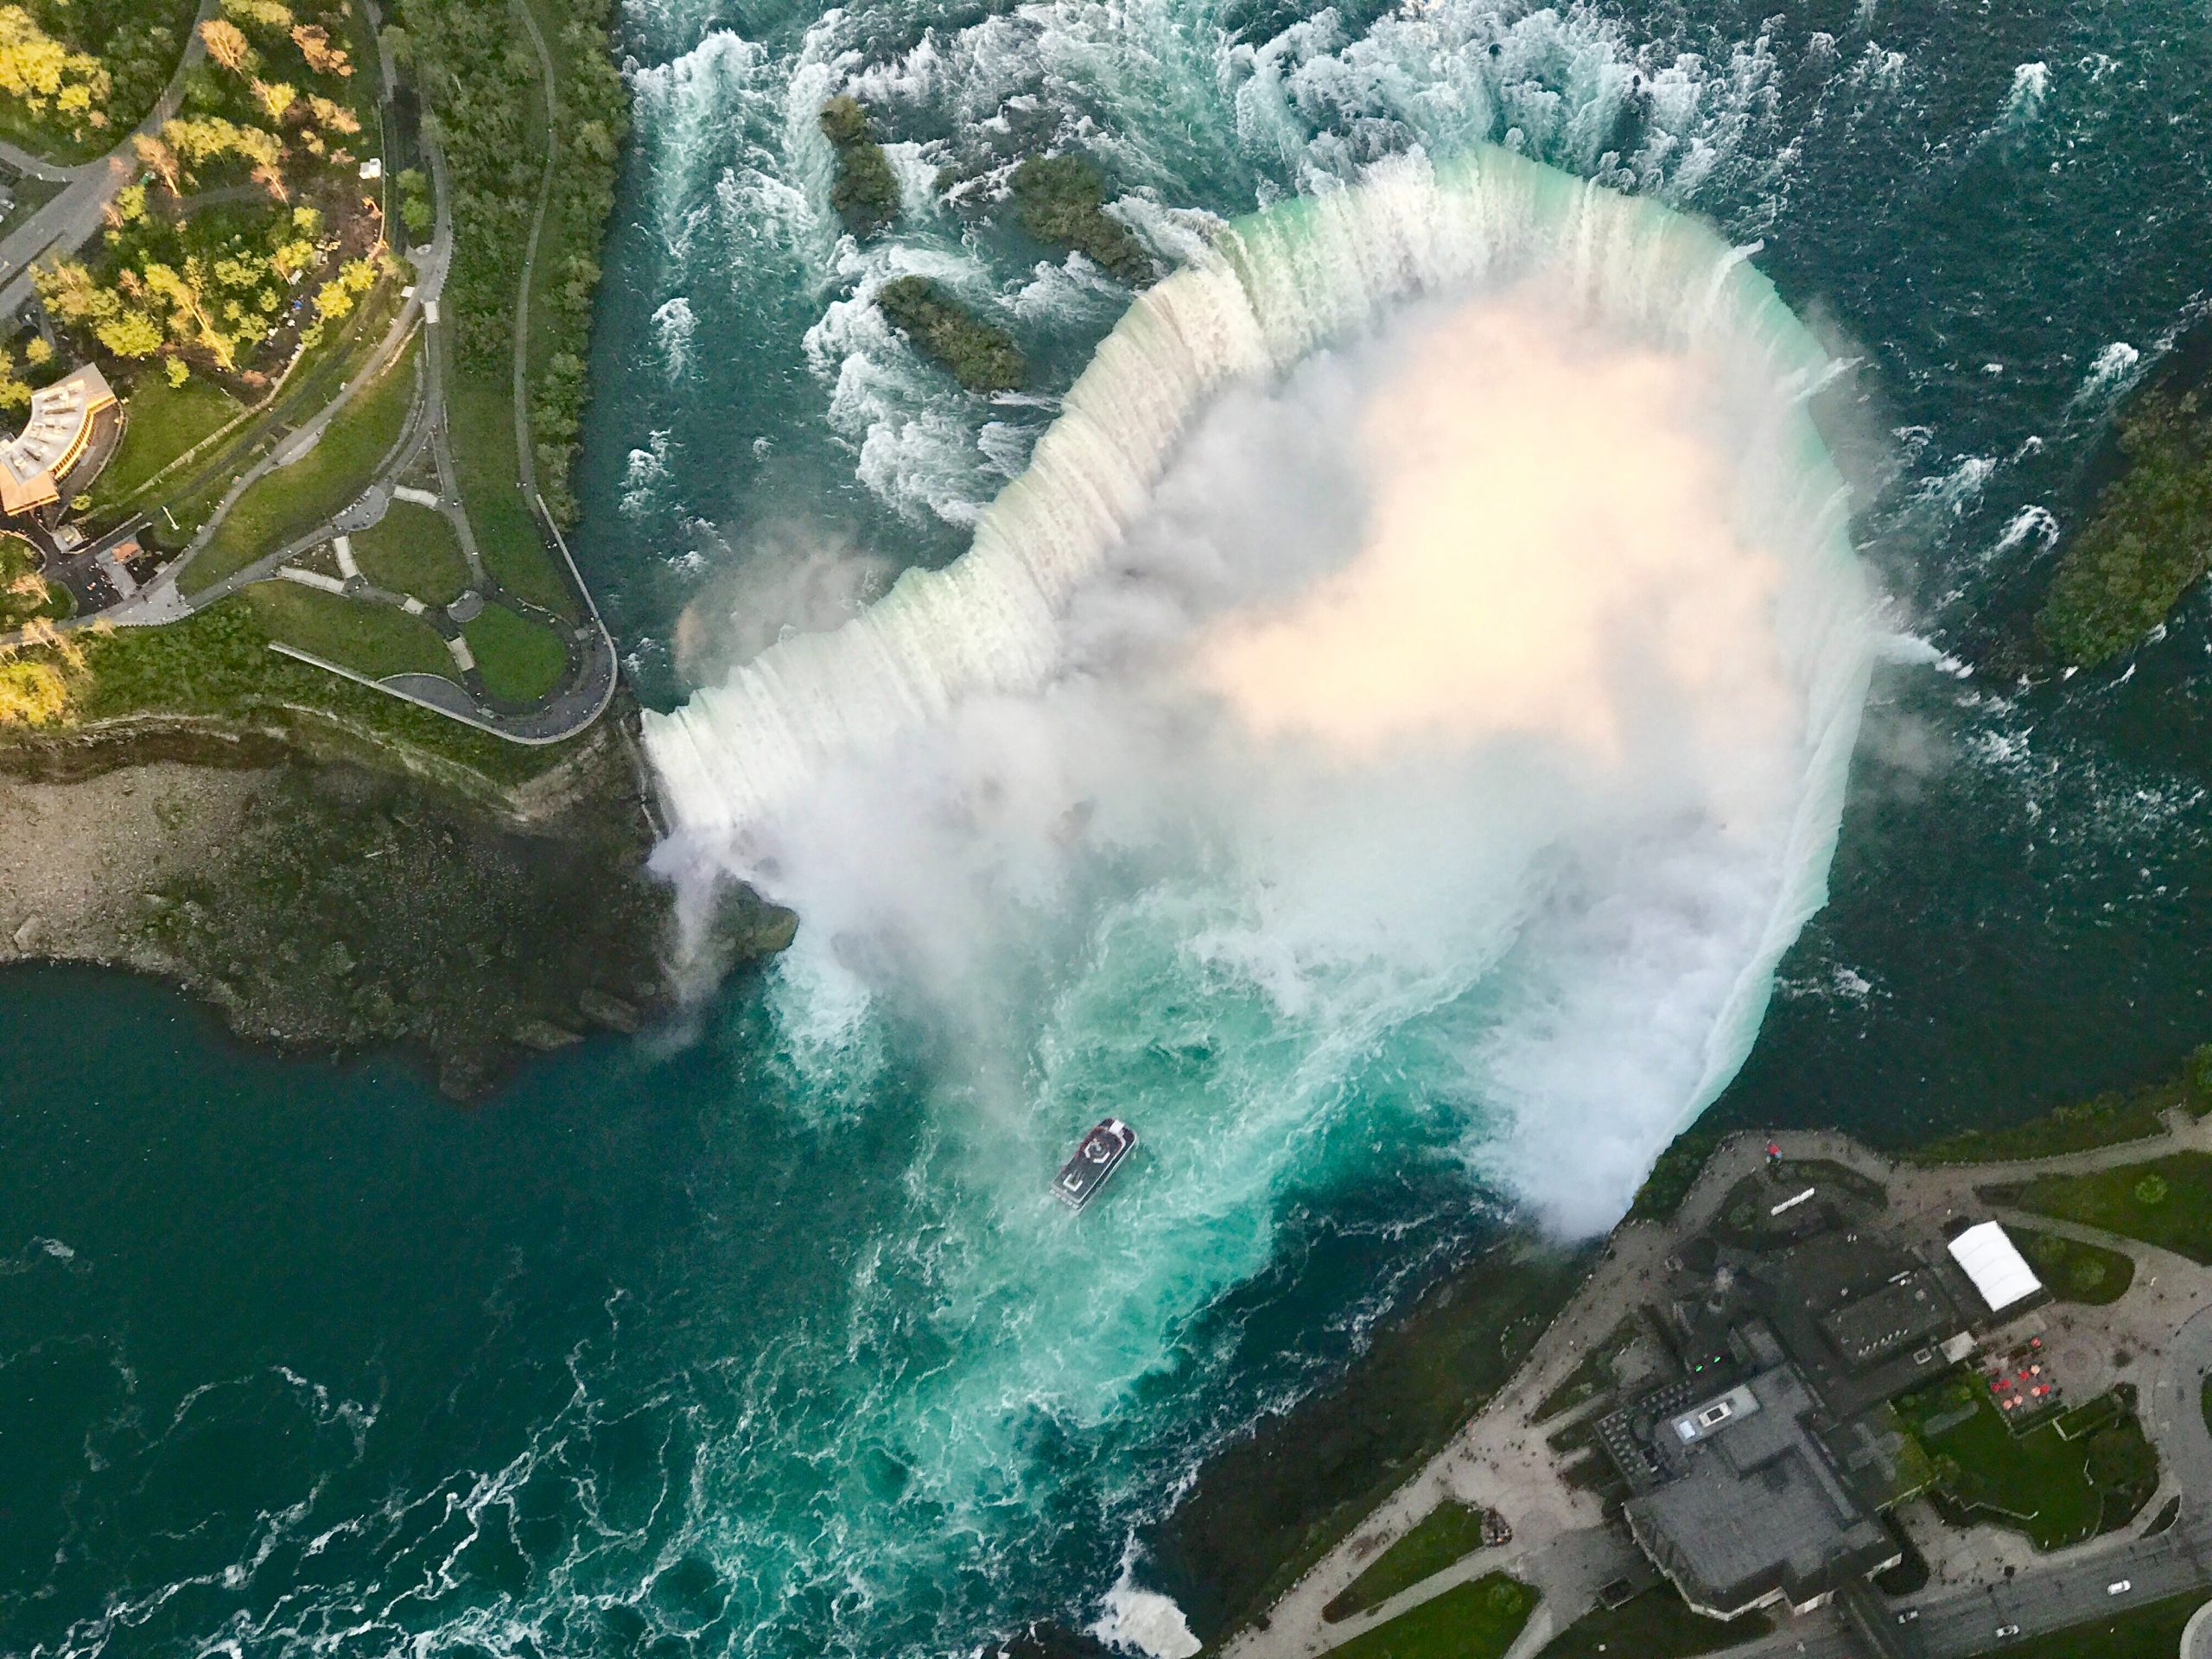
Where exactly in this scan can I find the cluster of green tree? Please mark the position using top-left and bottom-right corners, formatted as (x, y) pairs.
(139, 0), (371, 200)
(0, 0), (195, 154)
(39, 194), (378, 381)
(877, 276), (1023, 393)
(820, 95), (899, 237)
(396, 164), (431, 238)
(1011, 155), (1154, 285)
(0, 330), (54, 410)
(2039, 389), (2212, 667)
(391, 0), (626, 525)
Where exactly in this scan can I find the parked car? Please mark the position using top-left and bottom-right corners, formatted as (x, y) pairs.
(1896, 1610), (1919, 1624)
(1995, 1625), (2020, 1640)
(2107, 1580), (2133, 1596)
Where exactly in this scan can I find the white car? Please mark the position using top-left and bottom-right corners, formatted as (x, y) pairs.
(2107, 1580), (2133, 1595)
(1995, 1625), (2020, 1639)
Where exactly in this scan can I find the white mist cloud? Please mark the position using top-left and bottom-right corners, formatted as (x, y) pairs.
(666, 282), (1864, 1234)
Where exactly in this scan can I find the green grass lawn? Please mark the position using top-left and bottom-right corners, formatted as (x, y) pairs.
(1901, 1381), (2156, 1550)
(245, 582), (455, 682)
(352, 503), (471, 607)
(2010, 1227), (2136, 1305)
(2006, 1590), (2208, 1658)
(462, 602), (567, 705)
(29, 594), (567, 788)
(1325, 1503), (1496, 1623)
(1325, 1574), (1536, 1659)
(91, 376), (246, 512)
(447, 372), (579, 620)
(1536, 1586), (1768, 1659)
(181, 334), (421, 598)
(1911, 1049), (2212, 1164)
(0, 534), (71, 629)
(1999, 1152), (2212, 1264)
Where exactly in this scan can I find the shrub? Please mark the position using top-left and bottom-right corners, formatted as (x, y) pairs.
(2135, 1174), (2171, 1206)
(2039, 390), (2212, 666)
(877, 276), (1023, 393)
(1011, 154), (1154, 284)
(820, 95), (899, 238)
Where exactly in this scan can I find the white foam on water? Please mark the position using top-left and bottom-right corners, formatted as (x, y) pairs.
(649, 146), (1876, 1230)
(1088, 1560), (1201, 1659)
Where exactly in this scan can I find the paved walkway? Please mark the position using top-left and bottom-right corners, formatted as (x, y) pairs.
(110, 0), (617, 747)
(1227, 1110), (2212, 1659)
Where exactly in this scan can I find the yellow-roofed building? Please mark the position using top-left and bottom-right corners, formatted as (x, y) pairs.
(0, 365), (119, 519)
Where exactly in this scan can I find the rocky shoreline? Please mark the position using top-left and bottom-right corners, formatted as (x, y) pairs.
(0, 712), (794, 1098)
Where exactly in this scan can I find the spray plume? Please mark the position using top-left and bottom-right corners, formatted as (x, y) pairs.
(646, 146), (1872, 1234)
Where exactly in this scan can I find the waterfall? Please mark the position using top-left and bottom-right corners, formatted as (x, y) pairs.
(642, 147), (1869, 852)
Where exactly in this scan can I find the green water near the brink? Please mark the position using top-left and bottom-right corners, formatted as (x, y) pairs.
(8, 2), (2212, 1654)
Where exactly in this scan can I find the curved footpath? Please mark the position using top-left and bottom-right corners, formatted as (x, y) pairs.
(1229, 1110), (2212, 1659)
(69, 0), (617, 748)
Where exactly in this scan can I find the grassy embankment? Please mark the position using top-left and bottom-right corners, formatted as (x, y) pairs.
(351, 501), (469, 607)
(397, 0), (608, 638)
(1997, 1151), (2212, 1265)
(1149, 1242), (1593, 1646)
(1322, 1502), (1496, 1624)
(17, 599), (579, 793)
(2006, 1590), (2208, 1659)
(1908, 1044), (2212, 1164)
(1893, 1378), (2158, 1551)
(2008, 1226), (2136, 1305)
(2040, 389), (2212, 667)
(87, 376), (246, 514)
(1536, 1586), (1769, 1659)
(1320, 1574), (1535, 1659)
(181, 334), (422, 598)
(245, 581), (452, 678)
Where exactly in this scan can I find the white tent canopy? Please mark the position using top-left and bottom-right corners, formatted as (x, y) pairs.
(1948, 1221), (2042, 1314)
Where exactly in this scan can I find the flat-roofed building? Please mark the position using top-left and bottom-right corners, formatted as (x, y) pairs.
(1620, 1363), (1901, 1621)
(0, 365), (118, 518)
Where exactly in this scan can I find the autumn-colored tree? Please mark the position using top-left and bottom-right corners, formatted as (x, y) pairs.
(0, 347), (30, 411)
(308, 94), (359, 136)
(252, 79), (296, 124)
(199, 16), (253, 74)
(132, 131), (182, 195)
(0, 5), (111, 129)
(291, 23), (351, 77)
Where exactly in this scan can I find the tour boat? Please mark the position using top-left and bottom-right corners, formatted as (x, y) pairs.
(1054, 1117), (1136, 1211)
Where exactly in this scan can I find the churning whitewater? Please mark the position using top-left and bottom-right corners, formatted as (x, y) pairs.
(646, 146), (1873, 1226)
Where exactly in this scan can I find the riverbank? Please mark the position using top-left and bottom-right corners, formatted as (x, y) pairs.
(0, 712), (793, 1096)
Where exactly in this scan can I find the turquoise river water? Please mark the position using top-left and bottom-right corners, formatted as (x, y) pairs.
(8, 1), (2212, 1656)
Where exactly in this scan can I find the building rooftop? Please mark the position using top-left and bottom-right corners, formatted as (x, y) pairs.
(0, 364), (118, 518)
(1623, 1364), (1897, 1619)
(1948, 1222), (2042, 1316)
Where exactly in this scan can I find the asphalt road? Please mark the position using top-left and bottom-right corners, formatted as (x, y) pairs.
(0, 0), (219, 315)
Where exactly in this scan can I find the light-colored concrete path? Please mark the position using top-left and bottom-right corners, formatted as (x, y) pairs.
(1229, 1109), (2212, 1659)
